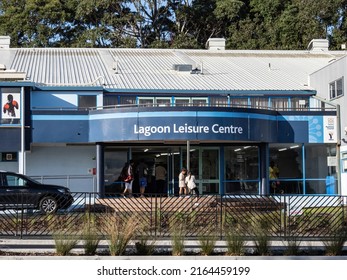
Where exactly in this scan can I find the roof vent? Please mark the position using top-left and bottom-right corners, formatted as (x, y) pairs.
(0, 36), (10, 49)
(206, 38), (225, 50)
(307, 39), (329, 52)
(172, 64), (193, 72)
(0, 64), (6, 71)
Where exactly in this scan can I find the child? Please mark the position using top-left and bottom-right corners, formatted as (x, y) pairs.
(178, 167), (187, 197)
(185, 171), (199, 204)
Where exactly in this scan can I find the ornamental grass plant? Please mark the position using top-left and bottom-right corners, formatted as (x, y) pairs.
(170, 223), (186, 256)
(81, 213), (101, 255)
(323, 227), (347, 256)
(107, 215), (138, 256)
(53, 231), (79, 256)
(198, 229), (217, 255)
(253, 220), (271, 256)
(225, 227), (246, 256)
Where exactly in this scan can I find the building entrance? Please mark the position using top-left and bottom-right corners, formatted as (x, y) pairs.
(104, 145), (220, 195)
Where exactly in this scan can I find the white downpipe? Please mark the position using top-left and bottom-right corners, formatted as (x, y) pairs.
(187, 140), (190, 171)
(19, 86), (26, 174)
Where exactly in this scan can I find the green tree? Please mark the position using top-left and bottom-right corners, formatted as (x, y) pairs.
(0, 0), (65, 47)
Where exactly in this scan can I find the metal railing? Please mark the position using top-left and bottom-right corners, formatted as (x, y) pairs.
(31, 102), (337, 113)
(0, 193), (346, 239)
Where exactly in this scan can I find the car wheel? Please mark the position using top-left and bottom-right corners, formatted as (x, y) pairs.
(39, 197), (58, 214)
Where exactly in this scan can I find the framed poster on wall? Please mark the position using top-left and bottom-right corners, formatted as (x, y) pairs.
(1, 89), (20, 124)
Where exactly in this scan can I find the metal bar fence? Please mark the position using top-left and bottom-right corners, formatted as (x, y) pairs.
(0, 193), (346, 239)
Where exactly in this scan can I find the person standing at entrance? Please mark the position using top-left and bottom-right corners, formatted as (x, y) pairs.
(178, 167), (188, 197)
(185, 171), (199, 204)
(269, 160), (281, 193)
(122, 160), (135, 198)
(137, 159), (148, 197)
(155, 163), (167, 195)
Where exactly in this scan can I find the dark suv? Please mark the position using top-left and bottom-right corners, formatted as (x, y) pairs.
(0, 171), (74, 214)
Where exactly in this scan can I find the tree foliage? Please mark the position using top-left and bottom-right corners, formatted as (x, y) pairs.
(0, 0), (346, 49)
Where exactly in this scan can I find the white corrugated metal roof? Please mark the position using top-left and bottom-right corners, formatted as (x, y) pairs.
(1, 47), (344, 92)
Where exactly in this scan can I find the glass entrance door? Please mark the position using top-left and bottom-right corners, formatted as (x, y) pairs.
(183, 147), (219, 194)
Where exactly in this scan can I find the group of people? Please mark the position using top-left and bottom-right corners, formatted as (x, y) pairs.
(120, 159), (167, 198)
(119, 159), (281, 197)
(178, 167), (199, 201)
(119, 160), (199, 200)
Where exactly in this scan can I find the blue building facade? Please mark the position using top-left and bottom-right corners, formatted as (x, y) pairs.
(0, 41), (342, 195)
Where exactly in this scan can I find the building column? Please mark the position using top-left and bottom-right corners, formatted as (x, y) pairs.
(96, 143), (105, 197)
(259, 143), (269, 195)
(219, 146), (225, 195)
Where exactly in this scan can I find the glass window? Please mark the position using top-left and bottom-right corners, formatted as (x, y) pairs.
(269, 144), (303, 194)
(270, 97), (289, 110)
(230, 98), (248, 108)
(78, 95), (96, 109)
(330, 82), (336, 99)
(305, 144), (336, 194)
(290, 97), (309, 110)
(138, 97), (154, 107)
(120, 96), (136, 105)
(104, 149), (128, 188)
(156, 97), (171, 106)
(329, 77), (344, 99)
(337, 78), (343, 97)
(250, 97), (269, 109)
(192, 98), (208, 106)
(175, 98), (190, 106)
(342, 152), (347, 173)
(224, 145), (259, 194)
(210, 96), (227, 107)
(5, 175), (26, 187)
(103, 95), (118, 107)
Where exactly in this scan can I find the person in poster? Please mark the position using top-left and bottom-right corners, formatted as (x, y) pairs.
(2, 93), (19, 124)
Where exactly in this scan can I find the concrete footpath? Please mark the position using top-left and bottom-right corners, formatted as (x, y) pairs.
(1, 238), (347, 259)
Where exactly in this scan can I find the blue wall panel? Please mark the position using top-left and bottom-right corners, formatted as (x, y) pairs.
(0, 128), (21, 151)
(31, 109), (333, 144)
(32, 120), (89, 143)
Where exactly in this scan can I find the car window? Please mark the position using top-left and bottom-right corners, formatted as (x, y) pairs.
(5, 175), (27, 187)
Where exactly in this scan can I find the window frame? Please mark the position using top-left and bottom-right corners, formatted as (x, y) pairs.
(329, 77), (344, 100)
